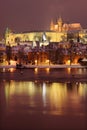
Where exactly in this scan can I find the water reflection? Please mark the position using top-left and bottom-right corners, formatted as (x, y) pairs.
(34, 67), (50, 75)
(0, 80), (87, 117)
(66, 67), (87, 75)
(0, 68), (16, 73)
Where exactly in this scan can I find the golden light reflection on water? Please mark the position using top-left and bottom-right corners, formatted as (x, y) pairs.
(78, 68), (87, 74)
(78, 83), (87, 97)
(45, 68), (50, 74)
(1, 68), (16, 73)
(42, 82), (47, 107)
(49, 83), (67, 115)
(34, 68), (50, 74)
(3, 81), (87, 115)
(5, 81), (35, 95)
(67, 67), (71, 74)
(34, 68), (38, 74)
(8, 68), (16, 72)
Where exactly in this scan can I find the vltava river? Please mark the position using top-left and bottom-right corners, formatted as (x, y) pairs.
(0, 80), (87, 130)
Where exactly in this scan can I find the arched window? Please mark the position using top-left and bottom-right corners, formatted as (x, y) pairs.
(15, 37), (20, 43)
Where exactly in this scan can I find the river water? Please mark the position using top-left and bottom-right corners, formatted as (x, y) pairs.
(0, 68), (87, 130)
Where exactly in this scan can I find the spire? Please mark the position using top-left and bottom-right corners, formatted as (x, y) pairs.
(57, 15), (63, 32)
(5, 27), (12, 35)
(50, 19), (54, 31)
(58, 15), (63, 23)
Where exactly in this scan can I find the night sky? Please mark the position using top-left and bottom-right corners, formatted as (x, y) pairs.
(0, 0), (87, 37)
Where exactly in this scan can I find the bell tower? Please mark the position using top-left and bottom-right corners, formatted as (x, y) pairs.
(50, 19), (54, 31)
(58, 16), (63, 32)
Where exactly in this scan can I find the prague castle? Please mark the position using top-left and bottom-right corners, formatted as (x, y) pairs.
(5, 16), (87, 46)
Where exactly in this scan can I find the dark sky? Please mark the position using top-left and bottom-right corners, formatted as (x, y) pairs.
(0, 0), (87, 37)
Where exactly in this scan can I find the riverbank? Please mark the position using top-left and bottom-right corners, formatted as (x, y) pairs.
(0, 64), (87, 69)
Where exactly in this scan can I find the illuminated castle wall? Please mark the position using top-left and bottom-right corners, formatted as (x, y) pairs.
(5, 29), (66, 46)
(5, 16), (87, 46)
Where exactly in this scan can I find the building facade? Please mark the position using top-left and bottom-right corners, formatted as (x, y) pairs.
(50, 16), (82, 32)
(5, 17), (87, 46)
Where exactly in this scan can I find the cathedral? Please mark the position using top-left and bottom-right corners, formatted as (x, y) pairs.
(50, 16), (82, 32)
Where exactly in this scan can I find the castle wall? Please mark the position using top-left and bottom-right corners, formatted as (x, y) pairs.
(5, 31), (66, 46)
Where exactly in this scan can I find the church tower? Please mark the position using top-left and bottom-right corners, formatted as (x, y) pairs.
(50, 20), (54, 31)
(57, 16), (63, 32)
(5, 28), (13, 45)
(5, 28), (12, 39)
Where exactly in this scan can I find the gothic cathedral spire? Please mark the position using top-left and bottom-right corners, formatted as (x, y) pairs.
(57, 15), (63, 32)
(50, 19), (54, 31)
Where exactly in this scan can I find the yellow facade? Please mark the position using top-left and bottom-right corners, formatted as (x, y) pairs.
(50, 16), (82, 32)
(5, 17), (87, 46)
(5, 30), (67, 46)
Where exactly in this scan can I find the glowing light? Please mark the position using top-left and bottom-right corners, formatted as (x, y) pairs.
(54, 24), (58, 31)
(66, 60), (70, 65)
(78, 83), (86, 96)
(46, 68), (50, 74)
(74, 59), (78, 64)
(67, 68), (71, 74)
(45, 59), (49, 63)
(35, 60), (37, 64)
(5, 81), (35, 96)
(43, 83), (46, 96)
(8, 68), (15, 72)
(10, 60), (16, 65)
(34, 68), (38, 74)
(42, 83), (46, 107)
(49, 83), (67, 115)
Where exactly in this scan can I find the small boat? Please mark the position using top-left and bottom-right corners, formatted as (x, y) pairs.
(79, 58), (87, 66)
(16, 63), (25, 69)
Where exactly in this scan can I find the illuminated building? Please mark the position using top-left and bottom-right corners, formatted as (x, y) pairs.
(5, 29), (66, 46)
(5, 16), (87, 46)
(50, 16), (82, 32)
